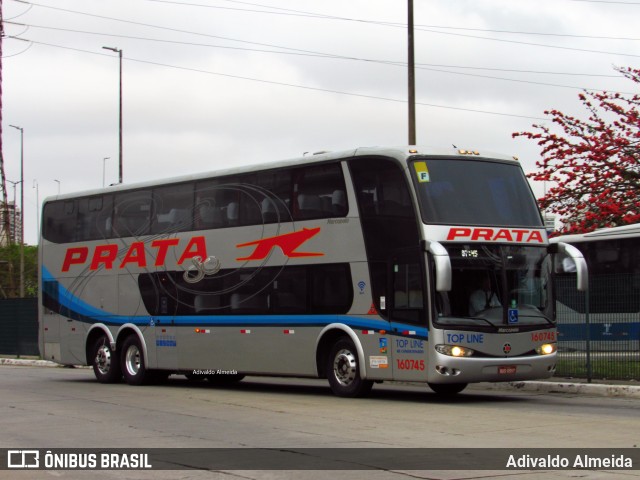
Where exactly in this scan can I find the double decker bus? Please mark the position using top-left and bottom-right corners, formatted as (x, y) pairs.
(39, 146), (587, 396)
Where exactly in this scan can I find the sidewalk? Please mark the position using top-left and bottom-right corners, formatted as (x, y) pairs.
(474, 378), (640, 399)
(3, 356), (639, 398)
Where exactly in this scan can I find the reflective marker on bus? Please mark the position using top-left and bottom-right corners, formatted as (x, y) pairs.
(38, 146), (587, 397)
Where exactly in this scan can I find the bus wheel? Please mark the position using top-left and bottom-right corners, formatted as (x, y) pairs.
(121, 335), (149, 386)
(91, 335), (121, 383)
(327, 337), (373, 398)
(428, 382), (468, 395)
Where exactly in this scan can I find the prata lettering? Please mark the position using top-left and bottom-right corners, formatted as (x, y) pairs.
(61, 237), (207, 272)
(447, 227), (544, 243)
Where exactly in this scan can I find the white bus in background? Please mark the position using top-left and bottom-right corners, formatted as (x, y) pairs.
(552, 224), (640, 349)
(39, 146), (587, 397)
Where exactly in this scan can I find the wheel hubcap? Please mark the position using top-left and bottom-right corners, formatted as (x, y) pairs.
(95, 345), (111, 375)
(333, 349), (357, 386)
(125, 345), (141, 376)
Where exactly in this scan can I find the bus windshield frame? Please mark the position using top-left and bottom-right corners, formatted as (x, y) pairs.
(434, 243), (554, 330)
(409, 157), (543, 228)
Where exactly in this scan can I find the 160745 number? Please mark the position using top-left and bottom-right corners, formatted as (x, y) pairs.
(396, 359), (425, 371)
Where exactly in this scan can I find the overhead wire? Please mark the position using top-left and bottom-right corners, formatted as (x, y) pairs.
(6, 36), (550, 121)
(5, 20), (635, 94)
(5, 0), (638, 119)
(14, 0), (640, 59)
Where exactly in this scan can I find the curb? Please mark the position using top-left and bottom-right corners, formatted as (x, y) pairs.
(475, 380), (640, 399)
(0, 358), (60, 368)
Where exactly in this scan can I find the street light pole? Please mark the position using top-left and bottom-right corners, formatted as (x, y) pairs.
(102, 46), (123, 184)
(9, 124), (24, 298)
(33, 180), (39, 240)
(407, 0), (416, 145)
(103, 157), (110, 188)
(54, 179), (60, 195)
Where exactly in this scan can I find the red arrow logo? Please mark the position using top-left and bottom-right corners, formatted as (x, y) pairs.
(236, 227), (324, 261)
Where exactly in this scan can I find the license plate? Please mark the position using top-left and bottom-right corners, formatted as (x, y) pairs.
(498, 365), (517, 374)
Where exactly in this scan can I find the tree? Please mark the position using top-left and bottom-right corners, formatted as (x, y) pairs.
(514, 66), (640, 234)
(0, 244), (38, 298)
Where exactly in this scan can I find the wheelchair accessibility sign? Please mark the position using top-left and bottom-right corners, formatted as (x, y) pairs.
(508, 309), (519, 324)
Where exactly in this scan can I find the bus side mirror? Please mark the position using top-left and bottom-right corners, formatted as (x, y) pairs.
(556, 242), (589, 291)
(424, 240), (452, 292)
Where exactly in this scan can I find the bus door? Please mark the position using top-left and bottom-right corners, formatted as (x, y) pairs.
(388, 249), (429, 381)
(348, 156), (426, 381)
(136, 271), (179, 371)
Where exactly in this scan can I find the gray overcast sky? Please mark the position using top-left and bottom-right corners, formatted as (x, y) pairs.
(2, 0), (639, 244)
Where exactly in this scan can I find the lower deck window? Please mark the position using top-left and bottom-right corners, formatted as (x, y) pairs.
(139, 263), (353, 316)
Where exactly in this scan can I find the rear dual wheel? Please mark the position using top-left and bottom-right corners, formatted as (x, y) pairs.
(91, 335), (121, 383)
(120, 335), (168, 385)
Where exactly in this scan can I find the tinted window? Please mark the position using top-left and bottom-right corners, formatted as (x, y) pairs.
(349, 157), (422, 319)
(411, 158), (542, 227)
(43, 200), (77, 243)
(113, 190), (152, 238)
(138, 264), (352, 316)
(151, 184), (194, 234)
(78, 195), (113, 241)
(42, 161), (349, 243)
(294, 163), (347, 220)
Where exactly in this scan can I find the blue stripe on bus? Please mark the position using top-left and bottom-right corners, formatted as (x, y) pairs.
(41, 267), (428, 339)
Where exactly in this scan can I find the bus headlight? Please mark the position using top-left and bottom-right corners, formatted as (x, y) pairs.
(536, 343), (556, 355)
(436, 344), (475, 357)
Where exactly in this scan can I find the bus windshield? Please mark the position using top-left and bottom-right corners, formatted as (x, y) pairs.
(436, 244), (553, 328)
(410, 158), (543, 227)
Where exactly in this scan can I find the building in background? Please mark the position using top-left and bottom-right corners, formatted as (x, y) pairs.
(0, 201), (22, 246)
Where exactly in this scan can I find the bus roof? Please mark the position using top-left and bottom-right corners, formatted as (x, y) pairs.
(43, 145), (519, 204)
(551, 223), (640, 243)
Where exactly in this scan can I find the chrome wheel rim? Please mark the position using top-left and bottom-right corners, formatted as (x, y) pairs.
(333, 348), (357, 386)
(124, 344), (141, 376)
(95, 345), (112, 375)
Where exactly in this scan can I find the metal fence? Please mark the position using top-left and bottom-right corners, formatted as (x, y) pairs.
(0, 298), (39, 357)
(556, 273), (640, 381)
(1, 278), (638, 381)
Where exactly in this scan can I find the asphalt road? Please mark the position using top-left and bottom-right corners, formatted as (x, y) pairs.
(1, 365), (639, 480)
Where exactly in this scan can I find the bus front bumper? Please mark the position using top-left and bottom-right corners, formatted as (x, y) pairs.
(428, 352), (557, 384)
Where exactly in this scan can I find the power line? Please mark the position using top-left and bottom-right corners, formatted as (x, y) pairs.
(6, 36), (549, 121)
(569, 0), (640, 4)
(414, 27), (640, 58)
(414, 24), (640, 42)
(7, 20), (633, 93)
(15, 0), (640, 60)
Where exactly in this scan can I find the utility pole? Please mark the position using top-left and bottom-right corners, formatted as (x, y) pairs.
(0, 0), (12, 247)
(407, 0), (416, 145)
(9, 124), (24, 297)
(103, 47), (123, 184)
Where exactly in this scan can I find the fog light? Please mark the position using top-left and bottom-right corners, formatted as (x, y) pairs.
(436, 344), (474, 357)
(536, 343), (556, 355)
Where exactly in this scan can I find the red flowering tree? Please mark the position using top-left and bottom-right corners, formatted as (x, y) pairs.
(514, 66), (640, 235)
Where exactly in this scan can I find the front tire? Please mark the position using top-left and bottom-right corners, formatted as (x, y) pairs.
(90, 335), (121, 383)
(326, 337), (373, 398)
